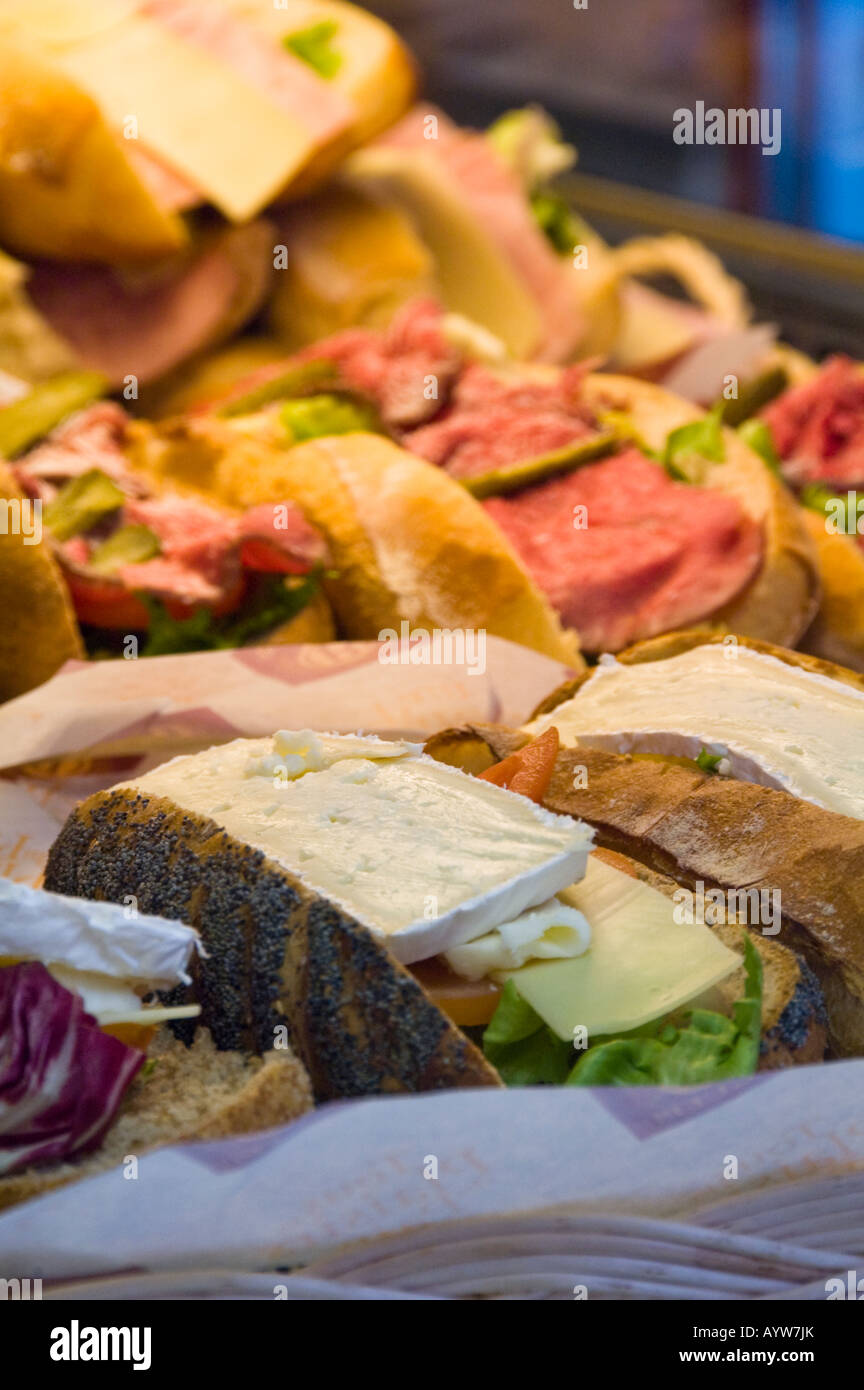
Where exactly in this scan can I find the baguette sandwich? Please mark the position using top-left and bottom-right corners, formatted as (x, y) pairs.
(510, 630), (864, 1054)
(0, 879), (312, 1210)
(134, 300), (820, 658)
(43, 726), (826, 1112)
(0, 376), (335, 700)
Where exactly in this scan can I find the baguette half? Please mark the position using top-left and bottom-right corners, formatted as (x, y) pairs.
(0, 459), (83, 701)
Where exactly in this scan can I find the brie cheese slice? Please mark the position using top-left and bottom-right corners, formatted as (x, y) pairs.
(528, 644), (864, 819)
(120, 731), (594, 964)
(445, 898), (590, 980)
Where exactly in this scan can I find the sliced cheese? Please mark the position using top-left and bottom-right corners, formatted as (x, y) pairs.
(45, 964), (200, 1026)
(121, 731), (593, 964)
(345, 146), (544, 359)
(528, 644), (864, 820)
(53, 14), (337, 220)
(445, 897), (590, 980)
(499, 855), (740, 1040)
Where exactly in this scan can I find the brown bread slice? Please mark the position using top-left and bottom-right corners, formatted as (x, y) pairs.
(0, 1027), (312, 1212)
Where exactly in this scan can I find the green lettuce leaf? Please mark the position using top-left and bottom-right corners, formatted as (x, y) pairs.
(283, 20), (341, 79)
(663, 403), (725, 483)
(482, 980), (573, 1085)
(280, 393), (379, 444)
(737, 418), (782, 476)
(140, 573), (320, 657)
(482, 934), (763, 1088)
(568, 934), (763, 1086)
(696, 747), (723, 774)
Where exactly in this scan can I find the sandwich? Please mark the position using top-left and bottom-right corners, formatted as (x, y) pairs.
(0, 1), (415, 389)
(43, 725), (826, 1108)
(747, 356), (864, 671)
(512, 629), (864, 1055)
(134, 299), (819, 658)
(267, 104), (614, 363)
(0, 375), (334, 701)
(0, 878), (312, 1209)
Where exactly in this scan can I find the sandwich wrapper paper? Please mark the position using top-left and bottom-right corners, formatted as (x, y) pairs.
(1, 639), (863, 1280)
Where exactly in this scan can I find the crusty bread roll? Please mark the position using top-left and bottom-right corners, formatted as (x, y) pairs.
(435, 717), (864, 1057)
(0, 459), (83, 701)
(149, 426), (585, 666)
(797, 511), (864, 673)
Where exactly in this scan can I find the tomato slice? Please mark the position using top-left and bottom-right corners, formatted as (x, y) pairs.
(239, 538), (312, 575)
(64, 568), (246, 630)
(410, 957), (501, 1028)
(479, 726), (560, 803)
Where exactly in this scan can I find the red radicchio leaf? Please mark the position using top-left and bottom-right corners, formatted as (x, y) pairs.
(0, 962), (144, 1176)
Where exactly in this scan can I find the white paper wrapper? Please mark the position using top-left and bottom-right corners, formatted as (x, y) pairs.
(3, 1061), (864, 1282)
(0, 637), (572, 883)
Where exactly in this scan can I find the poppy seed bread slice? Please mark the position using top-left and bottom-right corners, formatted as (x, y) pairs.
(44, 788), (503, 1098)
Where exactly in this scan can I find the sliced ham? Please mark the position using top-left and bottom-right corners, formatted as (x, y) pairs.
(27, 222), (273, 387)
(378, 106), (585, 363)
(125, 143), (200, 213)
(483, 449), (764, 652)
(13, 404), (135, 503)
(296, 297), (462, 428)
(761, 355), (864, 486)
(403, 361), (595, 477)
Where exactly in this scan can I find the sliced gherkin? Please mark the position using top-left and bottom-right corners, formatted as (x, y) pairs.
(461, 433), (618, 499)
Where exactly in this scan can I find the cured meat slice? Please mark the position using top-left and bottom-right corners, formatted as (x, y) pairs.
(762, 356), (864, 486)
(483, 449), (764, 651)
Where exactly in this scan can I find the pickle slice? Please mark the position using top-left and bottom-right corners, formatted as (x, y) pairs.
(718, 364), (788, 427)
(461, 432), (618, 499)
(0, 370), (108, 459)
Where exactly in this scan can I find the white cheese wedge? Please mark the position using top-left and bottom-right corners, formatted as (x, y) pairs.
(528, 644), (864, 820)
(120, 732), (594, 964)
(0, 878), (202, 1027)
(498, 855), (740, 1040)
(45, 965), (199, 1026)
(0, 879), (200, 985)
(445, 898), (590, 980)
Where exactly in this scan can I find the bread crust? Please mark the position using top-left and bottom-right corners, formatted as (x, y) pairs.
(0, 460), (83, 700)
(190, 429), (585, 666)
(797, 511), (864, 673)
(579, 374), (821, 649)
(44, 787), (502, 1098)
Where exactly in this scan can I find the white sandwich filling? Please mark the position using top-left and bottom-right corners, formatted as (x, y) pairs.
(528, 644), (864, 819)
(0, 878), (201, 1026)
(119, 730), (594, 965)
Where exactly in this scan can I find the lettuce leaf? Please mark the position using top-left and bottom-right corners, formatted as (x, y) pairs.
(283, 20), (341, 79)
(482, 980), (573, 1085)
(663, 403), (725, 483)
(280, 393), (379, 443)
(140, 573), (320, 657)
(568, 934), (762, 1085)
(737, 418), (782, 476)
(482, 934), (763, 1087)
